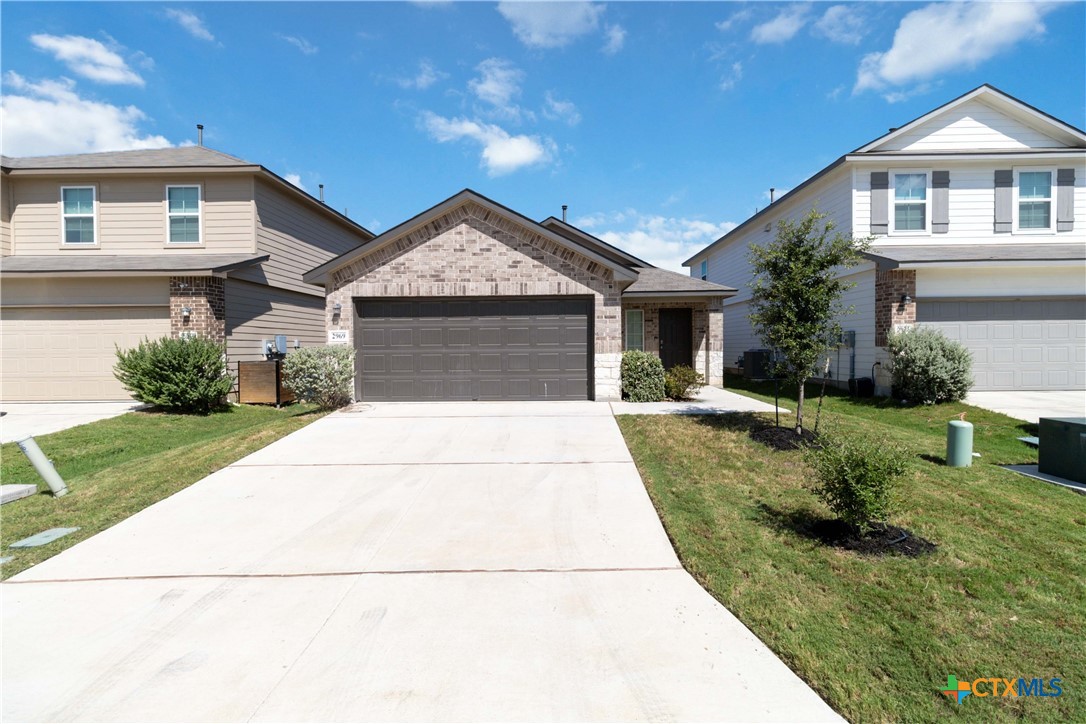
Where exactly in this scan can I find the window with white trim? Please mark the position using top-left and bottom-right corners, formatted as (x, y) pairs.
(699, 260), (708, 281)
(625, 309), (644, 351)
(1016, 169), (1053, 231)
(61, 186), (96, 244)
(167, 185), (201, 243)
(892, 171), (928, 232)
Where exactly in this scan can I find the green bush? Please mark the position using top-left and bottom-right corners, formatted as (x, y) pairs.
(282, 345), (355, 410)
(621, 350), (666, 402)
(664, 364), (704, 400)
(887, 326), (973, 404)
(114, 336), (232, 414)
(804, 430), (910, 533)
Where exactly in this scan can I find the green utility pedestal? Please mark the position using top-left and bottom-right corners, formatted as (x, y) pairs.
(947, 419), (973, 467)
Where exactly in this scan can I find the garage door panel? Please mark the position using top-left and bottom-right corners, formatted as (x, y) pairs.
(354, 297), (591, 401)
(1, 306), (169, 401)
(917, 298), (1085, 391)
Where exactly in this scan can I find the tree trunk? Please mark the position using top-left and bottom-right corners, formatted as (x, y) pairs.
(795, 376), (806, 435)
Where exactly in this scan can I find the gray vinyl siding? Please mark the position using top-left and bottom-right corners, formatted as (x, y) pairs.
(224, 278), (327, 363)
(238, 179), (369, 297)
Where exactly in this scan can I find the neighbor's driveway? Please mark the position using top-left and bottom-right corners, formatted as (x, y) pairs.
(3, 401), (839, 722)
(0, 402), (142, 443)
(966, 390), (1086, 424)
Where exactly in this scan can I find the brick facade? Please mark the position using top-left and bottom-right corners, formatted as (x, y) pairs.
(620, 299), (725, 386)
(170, 276), (225, 343)
(874, 269), (916, 347)
(326, 201), (624, 399)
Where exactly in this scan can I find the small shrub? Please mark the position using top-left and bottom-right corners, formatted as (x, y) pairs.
(282, 345), (355, 410)
(114, 336), (232, 414)
(621, 350), (665, 402)
(804, 430), (910, 533)
(664, 364), (704, 400)
(887, 327), (973, 404)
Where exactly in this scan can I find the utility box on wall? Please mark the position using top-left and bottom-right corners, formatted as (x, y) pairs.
(238, 360), (295, 406)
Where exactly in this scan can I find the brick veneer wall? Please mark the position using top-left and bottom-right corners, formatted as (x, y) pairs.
(170, 276), (225, 343)
(874, 269), (916, 347)
(326, 201), (624, 399)
(620, 299), (725, 386)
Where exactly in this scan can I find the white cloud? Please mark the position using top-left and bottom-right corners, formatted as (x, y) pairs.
(278, 34), (318, 55)
(812, 5), (865, 45)
(164, 9), (216, 42)
(468, 58), (532, 122)
(0, 72), (171, 156)
(419, 111), (555, 176)
(591, 212), (738, 272)
(602, 24), (626, 55)
(284, 173), (307, 191)
(719, 61), (743, 91)
(497, 1), (605, 48)
(397, 59), (447, 90)
(716, 8), (754, 33)
(750, 4), (810, 45)
(30, 34), (144, 86)
(855, 2), (1051, 96)
(543, 91), (581, 126)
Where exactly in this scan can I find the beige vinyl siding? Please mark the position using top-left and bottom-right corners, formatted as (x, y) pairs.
(1, 175), (11, 255)
(8, 175), (254, 255)
(224, 278), (327, 364)
(877, 100), (1066, 152)
(239, 179), (368, 296)
(1, 276), (169, 307)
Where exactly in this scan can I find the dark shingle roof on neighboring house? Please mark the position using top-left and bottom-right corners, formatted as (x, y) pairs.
(0, 146), (254, 170)
(1, 253), (269, 274)
(863, 243), (1086, 269)
(623, 267), (737, 297)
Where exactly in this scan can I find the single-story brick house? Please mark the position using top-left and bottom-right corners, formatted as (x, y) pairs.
(303, 189), (735, 401)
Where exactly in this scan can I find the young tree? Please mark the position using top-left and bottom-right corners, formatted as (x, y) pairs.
(748, 208), (869, 435)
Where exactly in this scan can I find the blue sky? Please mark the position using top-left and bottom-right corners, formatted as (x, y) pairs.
(2, 1), (1084, 270)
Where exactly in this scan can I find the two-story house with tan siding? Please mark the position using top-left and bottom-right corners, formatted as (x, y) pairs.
(685, 85), (1086, 394)
(0, 146), (374, 401)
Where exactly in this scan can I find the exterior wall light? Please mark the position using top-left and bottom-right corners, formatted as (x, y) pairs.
(901, 294), (913, 305)
(181, 306), (192, 318)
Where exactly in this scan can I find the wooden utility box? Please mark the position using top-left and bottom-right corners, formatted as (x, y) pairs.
(238, 360), (295, 406)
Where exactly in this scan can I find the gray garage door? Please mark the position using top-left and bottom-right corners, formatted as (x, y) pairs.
(917, 298), (1086, 390)
(354, 297), (592, 401)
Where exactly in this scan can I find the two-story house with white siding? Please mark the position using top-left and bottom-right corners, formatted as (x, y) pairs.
(0, 146), (374, 401)
(684, 85), (1086, 394)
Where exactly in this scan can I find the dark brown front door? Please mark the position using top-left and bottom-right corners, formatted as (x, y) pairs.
(658, 308), (693, 370)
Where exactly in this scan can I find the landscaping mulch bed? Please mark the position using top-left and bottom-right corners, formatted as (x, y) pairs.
(749, 425), (822, 451)
(807, 519), (938, 557)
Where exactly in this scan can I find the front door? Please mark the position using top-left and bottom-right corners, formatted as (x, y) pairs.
(658, 308), (693, 370)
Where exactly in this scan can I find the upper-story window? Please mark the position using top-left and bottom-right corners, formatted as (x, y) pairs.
(1016, 169), (1053, 231)
(61, 186), (96, 244)
(167, 185), (201, 243)
(699, 260), (708, 280)
(892, 171), (928, 233)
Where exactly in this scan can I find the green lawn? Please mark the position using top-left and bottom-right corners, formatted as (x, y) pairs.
(617, 376), (1084, 723)
(1, 404), (324, 579)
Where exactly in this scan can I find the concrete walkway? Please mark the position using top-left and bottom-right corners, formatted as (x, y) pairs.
(965, 390), (1086, 424)
(0, 402), (142, 443)
(611, 384), (787, 416)
(3, 401), (839, 722)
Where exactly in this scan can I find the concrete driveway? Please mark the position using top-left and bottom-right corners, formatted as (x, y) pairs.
(966, 390), (1086, 424)
(3, 401), (839, 722)
(0, 402), (143, 443)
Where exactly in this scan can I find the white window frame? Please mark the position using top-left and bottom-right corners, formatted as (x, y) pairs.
(889, 169), (930, 235)
(1013, 167), (1056, 234)
(699, 260), (708, 281)
(625, 309), (645, 352)
(60, 185), (98, 246)
(165, 184), (203, 244)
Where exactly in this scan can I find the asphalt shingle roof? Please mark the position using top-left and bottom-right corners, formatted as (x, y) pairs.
(1, 146), (254, 170)
(1, 253), (268, 274)
(624, 267), (737, 296)
(863, 243), (1086, 267)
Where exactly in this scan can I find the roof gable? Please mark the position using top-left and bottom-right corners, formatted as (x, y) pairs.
(857, 85), (1086, 153)
(304, 190), (638, 285)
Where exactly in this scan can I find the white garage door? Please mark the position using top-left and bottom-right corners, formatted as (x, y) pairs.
(917, 298), (1086, 391)
(1, 307), (170, 401)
